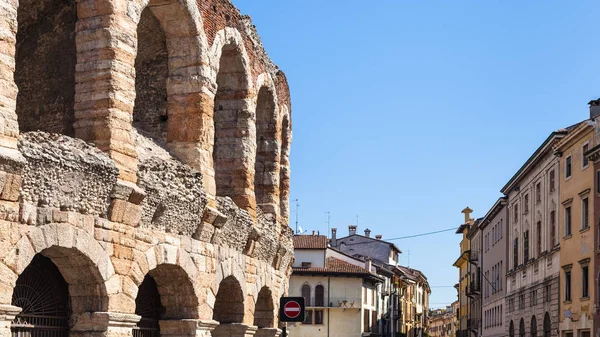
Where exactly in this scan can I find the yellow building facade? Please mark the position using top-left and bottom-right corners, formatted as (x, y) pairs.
(556, 121), (595, 337)
(454, 207), (475, 337)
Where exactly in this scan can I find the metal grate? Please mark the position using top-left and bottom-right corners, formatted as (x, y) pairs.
(11, 255), (70, 337)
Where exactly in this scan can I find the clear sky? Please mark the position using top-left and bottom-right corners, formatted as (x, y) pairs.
(232, 0), (600, 308)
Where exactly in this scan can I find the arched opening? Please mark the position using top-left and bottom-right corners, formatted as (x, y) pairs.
(133, 6), (169, 142)
(253, 287), (274, 328)
(301, 284), (311, 306)
(11, 255), (70, 337)
(509, 320), (515, 337)
(11, 248), (108, 337)
(134, 275), (162, 337)
(15, 0), (77, 135)
(213, 276), (244, 324)
(254, 87), (279, 215)
(531, 316), (537, 337)
(519, 318), (525, 337)
(213, 43), (252, 211)
(543, 313), (551, 337)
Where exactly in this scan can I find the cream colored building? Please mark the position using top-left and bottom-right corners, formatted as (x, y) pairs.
(555, 120), (595, 337)
(288, 235), (383, 337)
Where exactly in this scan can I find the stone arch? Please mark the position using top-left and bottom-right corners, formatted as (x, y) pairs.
(509, 320), (515, 337)
(279, 105), (292, 224)
(213, 276), (245, 324)
(519, 318), (525, 337)
(132, 0), (207, 144)
(253, 286), (275, 328)
(136, 245), (200, 319)
(253, 74), (280, 217)
(531, 315), (537, 337)
(209, 27), (255, 215)
(15, 0), (77, 135)
(3, 224), (113, 316)
(543, 312), (551, 337)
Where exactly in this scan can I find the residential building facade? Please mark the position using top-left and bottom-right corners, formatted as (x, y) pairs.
(398, 266), (431, 337)
(480, 197), (508, 337)
(556, 120), (596, 337)
(289, 234), (384, 337)
(429, 303), (458, 337)
(466, 218), (483, 337)
(502, 128), (571, 337)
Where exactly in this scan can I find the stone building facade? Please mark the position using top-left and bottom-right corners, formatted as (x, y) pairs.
(502, 128), (571, 337)
(480, 197), (508, 337)
(0, 1), (294, 337)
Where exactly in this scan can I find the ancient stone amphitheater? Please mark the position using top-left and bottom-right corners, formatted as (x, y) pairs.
(0, 0), (293, 336)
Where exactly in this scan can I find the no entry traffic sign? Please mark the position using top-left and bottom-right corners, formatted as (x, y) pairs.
(279, 297), (305, 322)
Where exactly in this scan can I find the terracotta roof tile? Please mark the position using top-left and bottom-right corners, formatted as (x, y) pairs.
(292, 257), (370, 275)
(293, 235), (328, 249)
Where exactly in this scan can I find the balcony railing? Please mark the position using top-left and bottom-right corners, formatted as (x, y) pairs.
(469, 251), (479, 263)
(323, 297), (362, 308)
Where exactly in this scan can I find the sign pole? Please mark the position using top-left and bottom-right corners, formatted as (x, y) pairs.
(281, 322), (287, 337)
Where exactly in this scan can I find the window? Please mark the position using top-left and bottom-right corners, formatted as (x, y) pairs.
(536, 221), (542, 256)
(550, 169), (556, 191)
(500, 261), (503, 290)
(565, 270), (572, 301)
(566, 156), (572, 179)
(519, 293), (525, 309)
(597, 170), (600, 194)
(536, 183), (541, 203)
(531, 290), (537, 306)
(301, 284), (311, 306)
(581, 331), (590, 337)
(315, 285), (325, 307)
(364, 309), (370, 332)
(303, 309), (313, 324)
(315, 309), (324, 324)
(514, 204), (519, 223)
(545, 284), (551, 302)
(524, 194), (529, 213)
(565, 206), (572, 236)
(583, 143), (589, 168)
(364, 287), (367, 304)
(513, 238), (519, 269)
(582, 266), (589, 298)
(524, 230), (529, 263)
(582, 197), (589, 230)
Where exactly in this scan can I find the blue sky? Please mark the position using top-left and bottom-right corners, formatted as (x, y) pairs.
(232, 0), (600, 308)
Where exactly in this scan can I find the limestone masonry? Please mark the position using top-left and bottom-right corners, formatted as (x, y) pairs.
(0, 0), (293, 336)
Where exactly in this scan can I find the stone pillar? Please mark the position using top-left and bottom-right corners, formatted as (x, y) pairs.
(0, 305), (21, 337)
(0, 0), (19, 152)
(71, 311), (140, 337)
(254, 328), (281, 337)
(160, 319), (219, 337)
(211, 323), (257, 337)
(73, 2), (138, 183)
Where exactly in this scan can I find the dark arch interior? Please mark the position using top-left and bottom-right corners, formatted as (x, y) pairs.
(135, 275), (163, 337)
(254, 87), (278, 209)
(15, 0), (76, 135)
(543, 312), (551, 337)
(510, 320), (515, 337)
(11, 254), (70, 335)
(213, 44), (249, 202)
(531, 316), (537, 337)
(253, 287), (274, 328)
(520, 318), (525, 337)
(133, 7), (169, 142)
(213, 276), (244, 324)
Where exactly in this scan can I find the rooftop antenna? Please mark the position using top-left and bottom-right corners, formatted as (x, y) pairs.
(294, 199), (300, 234)
(408, 250), (411, 268)
(326, 211), (331, 234)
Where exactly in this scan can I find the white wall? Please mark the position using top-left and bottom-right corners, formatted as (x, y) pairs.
(293, 250), (326, 268)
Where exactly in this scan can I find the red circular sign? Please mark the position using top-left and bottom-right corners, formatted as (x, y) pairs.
(283, 301), (301, 318)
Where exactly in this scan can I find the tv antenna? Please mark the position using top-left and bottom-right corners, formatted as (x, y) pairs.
(326, 211), (331, 234)
(294, 199), (300, 234)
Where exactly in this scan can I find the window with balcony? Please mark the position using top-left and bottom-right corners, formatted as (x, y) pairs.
(302, 284), (311, 306)
(315, 285), (324, 307)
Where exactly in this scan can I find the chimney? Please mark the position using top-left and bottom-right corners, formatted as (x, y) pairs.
(312, 230), (315, 236)
(461, 207), (473, 223)
(331, 228), (337, 246)
(364, 228), (371, 238)
(349, 225), (357, 236)
(365, 258), (372, 272)
(590, 99), (600, 118)
(375, 235), (382, 240)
